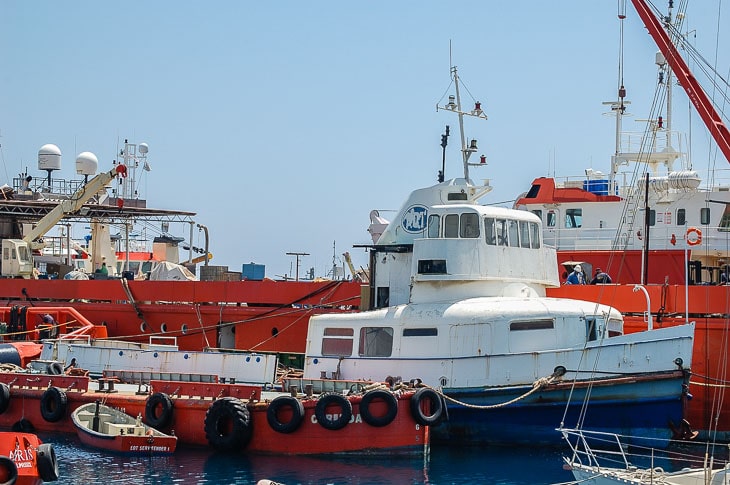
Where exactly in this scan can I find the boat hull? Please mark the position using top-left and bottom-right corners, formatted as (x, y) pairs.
(0, 374), (429, 455)
(548, 283), (730, 441)
(75, 427), (177, 454)
(436, 371), (688, 446)
(0, 279), (362, 353)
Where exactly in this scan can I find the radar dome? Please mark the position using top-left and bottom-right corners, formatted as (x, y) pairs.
(75, 151), (99, 176)
(38, 144), (62, 171)
(139, 143), (149, 154)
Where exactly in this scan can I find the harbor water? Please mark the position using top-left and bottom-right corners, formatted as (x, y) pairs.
(44, 434), (574, 484)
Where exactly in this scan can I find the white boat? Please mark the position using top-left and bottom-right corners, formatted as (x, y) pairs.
(561, 427), (730, 485)
(300, 65), (696, 446)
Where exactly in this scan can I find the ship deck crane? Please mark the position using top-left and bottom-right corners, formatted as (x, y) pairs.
(1, 166), (124, 278)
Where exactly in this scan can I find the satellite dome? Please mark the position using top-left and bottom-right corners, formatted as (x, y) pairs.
(139, 143), (149, 154)
(38, 144), (62, 171)
(75, 151), (99, 176)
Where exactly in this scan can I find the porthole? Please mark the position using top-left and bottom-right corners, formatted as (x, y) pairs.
(160, 323), (167, 333)
(181, 324), (188, 335)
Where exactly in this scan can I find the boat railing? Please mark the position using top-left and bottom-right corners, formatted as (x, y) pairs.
(560, 428), (633, 470)
(149, 335), (177, 347)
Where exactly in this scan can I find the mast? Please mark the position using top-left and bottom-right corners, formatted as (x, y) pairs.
(437, 66), (489, 181)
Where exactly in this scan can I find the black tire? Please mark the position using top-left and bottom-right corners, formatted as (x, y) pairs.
(204, 397), (253, 451)
(145, 392), (174, 429)
(409, 388), (444, 426)
(46, 362), (63, 375)
(266, 395), (305, 434)
(40, 387), (67, 423)
(10, 419), (34, 433)
(0, 383), (10, 414)
(360, 389), (398, 427)
(0, 455), (17, 485)
(314, 393), (352, 431)
(36, 443), (59, 482)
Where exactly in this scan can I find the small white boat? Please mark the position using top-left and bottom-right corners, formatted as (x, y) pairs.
(71, 401), (177, 454)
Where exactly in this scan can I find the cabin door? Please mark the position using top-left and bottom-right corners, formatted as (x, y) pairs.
(543, 209), (560, 247)
(218, 322), (235, 348)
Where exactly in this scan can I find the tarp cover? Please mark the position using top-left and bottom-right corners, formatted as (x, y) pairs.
(149, 261), (197, 281)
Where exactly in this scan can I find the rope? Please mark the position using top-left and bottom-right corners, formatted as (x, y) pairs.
(421, 373), (560, 410)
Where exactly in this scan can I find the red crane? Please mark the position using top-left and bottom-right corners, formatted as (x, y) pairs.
(631, 0), (730, 164)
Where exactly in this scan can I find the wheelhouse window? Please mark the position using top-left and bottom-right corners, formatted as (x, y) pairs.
(485, 218), (496, 245)
(496, 219), (508, 246)
(447, 192), (468, 201)
(547, 211), (556, 227)
(444, 214), (459, 238)
(359, 327), (393, 357)
(427, 215), (440, 238)
(720, 205), (730, 232)
(531, 209), (542, 221)
(508, 220), (519, 247)
(565, 208), (582, 228)
(519, 221), (531, 248)
(417, 259), (447, 274)
(321, 328), (354, 356)
(701, 207), (710, 225)
(677, 208), (686, 226)
(530, 221), (540, 248)
(460, 213), (480, 238)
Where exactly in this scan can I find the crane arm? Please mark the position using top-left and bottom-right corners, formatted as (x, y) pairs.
(631, 0), (730, 163)
(23, 167), (119, 247)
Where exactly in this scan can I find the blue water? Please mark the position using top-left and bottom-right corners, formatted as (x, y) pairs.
(44, 434), (575, 484)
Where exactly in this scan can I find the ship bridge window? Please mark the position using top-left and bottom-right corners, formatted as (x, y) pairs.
(508, 220), (519, 247)
(510, 319), (554, 331)
(485, 218), (496, 245)
(496, 219), (508, 246)
(720, 206), (730, 232)
(418, 259), (446, 274)
(447, 192), (468, 201)
(460, 213), (480, 238)
(531, 209), (542, 221)
(530, 221), (540, 248)
(547, 211), (556, 227)
(322, 327), (354, 357)
(519, 221), (531, 248)
(444, 214), (459, 238)
(677, 208), (686, 226)
(403, 328), (437, 337)
(564, 209), (582, 228)
(701, 207), (711, 225)
(427, 215), (440, 238)
(525, 184), (541, 198)
(359, 327), (393, 357)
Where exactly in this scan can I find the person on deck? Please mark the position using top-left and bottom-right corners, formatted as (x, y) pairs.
(566, 264), (586, 285)
(591, 268), (612, 284)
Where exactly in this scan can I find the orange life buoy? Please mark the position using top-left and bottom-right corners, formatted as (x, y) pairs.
(686, 227), (702, 246)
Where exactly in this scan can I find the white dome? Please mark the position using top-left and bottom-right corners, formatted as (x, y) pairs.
(75, 151), (99, 176)
(139, 143), (149, 154)
(38, 144), (62, 171)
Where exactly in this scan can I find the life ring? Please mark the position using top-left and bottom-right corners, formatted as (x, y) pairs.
(0, 383), (10, 414)
(266, 395), (305, 434)
(409, 388), (444, 426)
(36, 443), (59, 482)
(46, 362), (63, 375)
(145, 392), (174, 429)
(686, 227), (702, 246)
(359, 389), (398, 427)
(40, 386), (67, 423)
(204, 397), (253, 451)
(0, 456), (17, 485)
(314, 393), (352, 431)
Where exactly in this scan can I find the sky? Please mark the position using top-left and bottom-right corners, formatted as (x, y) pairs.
(1, 1), (728, 280)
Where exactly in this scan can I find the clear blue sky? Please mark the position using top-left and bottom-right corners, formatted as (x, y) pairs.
(1, 1), (727, 279)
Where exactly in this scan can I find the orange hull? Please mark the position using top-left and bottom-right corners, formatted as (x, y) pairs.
(0, 432), (58, 485)
(0, 374), (429, 455)
(547, 283), (730, 438)
(0, 279), (362, 353)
